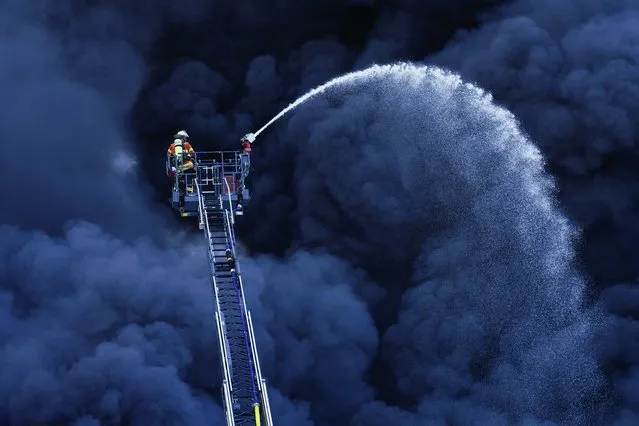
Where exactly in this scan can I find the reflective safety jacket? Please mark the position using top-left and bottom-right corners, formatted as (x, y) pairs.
(168, 141), (195, 157)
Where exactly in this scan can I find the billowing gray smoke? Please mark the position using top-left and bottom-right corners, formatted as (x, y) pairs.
(2, 0), (637, 424)
(267, 64), (607, 424)
(0, 221), (375, 424)
(0, 1), (305, 424)
(2, 55), (609, 424)
(427, 1), (639, 421)
(0, 224), (223, 424)
(430, 0), (639, 284)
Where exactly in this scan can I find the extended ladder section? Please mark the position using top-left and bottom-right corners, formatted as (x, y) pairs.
(195, 157), (273, 426)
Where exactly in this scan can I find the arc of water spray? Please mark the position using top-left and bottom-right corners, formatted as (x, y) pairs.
(250, 62), (428, 141)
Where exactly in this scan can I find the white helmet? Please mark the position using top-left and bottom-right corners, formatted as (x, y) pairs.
(242, 133), (256, 143)
(174, 138), (183, 146)
(175, 130), (189, 139)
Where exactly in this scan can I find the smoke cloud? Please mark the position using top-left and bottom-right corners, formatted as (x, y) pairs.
(432, 0), (639, 284)
(428, 1), (639, 421)
(2, 0), (638, 424)
(0, 223), (221, 424)
(267, 64), (608, 424)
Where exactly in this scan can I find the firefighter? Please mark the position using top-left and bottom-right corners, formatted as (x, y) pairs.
(167, 130), (196, 174)
(240, 133), (255, 154)
(235, 133), (254, 213)
(167, 130), (196, 208)
(226, 248), (236, 269)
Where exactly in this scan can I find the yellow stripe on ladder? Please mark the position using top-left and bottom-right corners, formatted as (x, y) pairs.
(254, 403), (261, 426)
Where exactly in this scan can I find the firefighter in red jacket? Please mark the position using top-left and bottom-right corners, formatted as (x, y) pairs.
(167, 130), (196, 176)
(240, 133), (255, 153)
(167, 130), (196, 208)
(235, 133), (255, 213)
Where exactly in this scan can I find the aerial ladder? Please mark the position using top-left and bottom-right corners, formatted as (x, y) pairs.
(167, 146), (274, 426)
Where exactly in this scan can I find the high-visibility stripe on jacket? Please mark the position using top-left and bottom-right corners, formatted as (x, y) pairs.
(167, 141), (194, 156)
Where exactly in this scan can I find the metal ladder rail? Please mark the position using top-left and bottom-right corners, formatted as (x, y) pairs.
(220, 207), (261, 423)
(214, 184), (261, 424)
(212, 213), (256, 424)
(198, 165), (219, 200)
(196, 179), (235, 426)
(200, 174), (267, 425)
(220, 179), (274, 426)
(195, 173), (274, 426)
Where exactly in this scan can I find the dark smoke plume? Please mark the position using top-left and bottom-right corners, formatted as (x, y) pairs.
(433, 0), (639, 284)
(264, 64), (608, 424)
(2, 0), (638, 424)
(428, 1), (639, 421)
